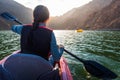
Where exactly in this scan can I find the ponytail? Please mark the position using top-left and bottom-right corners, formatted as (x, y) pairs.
(32, 20), (39, 30)
(27, 20), (39, 48)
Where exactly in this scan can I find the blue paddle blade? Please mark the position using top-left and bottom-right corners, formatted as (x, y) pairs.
(1, 12), (16, 21)
(0, 12), (22, 24)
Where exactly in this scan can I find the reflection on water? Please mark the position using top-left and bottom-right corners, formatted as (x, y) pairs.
(0, 31), (20, 59)
(0, 30), (120, 80)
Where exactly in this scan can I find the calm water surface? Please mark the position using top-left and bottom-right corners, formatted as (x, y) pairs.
(0, 30), (120, 80)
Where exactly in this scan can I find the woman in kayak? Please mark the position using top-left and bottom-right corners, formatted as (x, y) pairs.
(11, 5), (64, 65)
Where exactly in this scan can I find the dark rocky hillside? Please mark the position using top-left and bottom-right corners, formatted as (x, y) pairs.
(82, 0), (120, 30)
(0, 0), (32, 30)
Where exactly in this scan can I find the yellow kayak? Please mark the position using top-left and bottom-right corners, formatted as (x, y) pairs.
(76, 29), (83, 32)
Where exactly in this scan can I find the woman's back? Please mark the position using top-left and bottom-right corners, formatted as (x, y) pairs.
(21, 25), (52, 60)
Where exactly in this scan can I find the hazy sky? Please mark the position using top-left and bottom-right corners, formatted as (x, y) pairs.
(14, 0), (92, 16)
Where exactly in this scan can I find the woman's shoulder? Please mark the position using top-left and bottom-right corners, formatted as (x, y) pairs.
(39, 26), (53, 31)
(23, 24), (32, 27)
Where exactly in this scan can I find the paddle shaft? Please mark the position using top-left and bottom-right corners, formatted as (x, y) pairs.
(64, 49), (84, 63)
(14, 19), (22, 25)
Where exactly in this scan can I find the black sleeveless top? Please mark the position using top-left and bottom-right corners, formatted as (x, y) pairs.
(20, 25), (52, 60)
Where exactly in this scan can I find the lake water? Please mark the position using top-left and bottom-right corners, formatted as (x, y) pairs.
(0, 30), (120, 80)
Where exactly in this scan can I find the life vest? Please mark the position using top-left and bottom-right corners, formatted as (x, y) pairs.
(20, 25), (52, 60)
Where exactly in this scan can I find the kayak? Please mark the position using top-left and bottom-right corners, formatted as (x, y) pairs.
(0, 50), (73, 80)
(76, 29), (83, 32)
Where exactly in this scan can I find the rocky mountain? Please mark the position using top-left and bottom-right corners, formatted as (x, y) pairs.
(48, 0), (113, 30)
(0, 0), (32, 30)
(82, 0), (120, 30)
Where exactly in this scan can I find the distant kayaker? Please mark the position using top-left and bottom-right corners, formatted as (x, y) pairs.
(11, 5), (64, 65)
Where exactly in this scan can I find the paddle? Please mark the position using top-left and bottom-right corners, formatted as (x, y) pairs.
(0, 12), (22, 24)
(64, 49), (118, 79)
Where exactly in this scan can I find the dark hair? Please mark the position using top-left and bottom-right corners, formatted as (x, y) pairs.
(32, 5), (49, 30)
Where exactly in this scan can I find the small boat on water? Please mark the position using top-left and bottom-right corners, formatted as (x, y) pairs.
(76, 29), (83, 32)
(0, 50), (73, 80)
